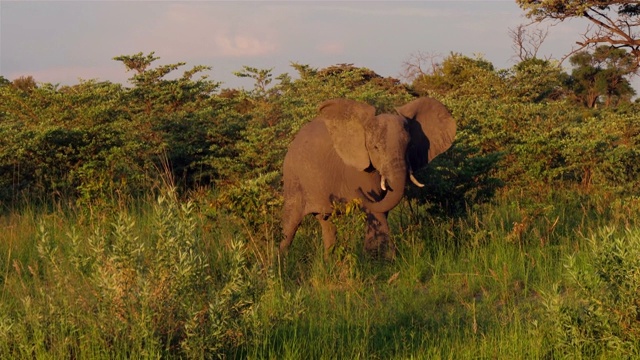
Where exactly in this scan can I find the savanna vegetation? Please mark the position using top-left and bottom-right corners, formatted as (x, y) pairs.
(3, 19), (640, 358)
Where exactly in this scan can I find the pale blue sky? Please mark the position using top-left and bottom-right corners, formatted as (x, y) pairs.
(1, 1), (587, 89)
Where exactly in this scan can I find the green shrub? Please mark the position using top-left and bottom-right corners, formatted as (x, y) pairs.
(541, 226), (640, 358)
(213, 172), (283, 233)
(1, 188), (302, 358)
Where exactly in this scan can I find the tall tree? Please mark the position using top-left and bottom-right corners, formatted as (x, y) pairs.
(510, 58), (569, 102)
(568, 46), (636, 107)
(517, 0), (640, 68)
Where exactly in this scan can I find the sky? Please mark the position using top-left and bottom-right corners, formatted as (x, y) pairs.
(1, 1), (591, 90)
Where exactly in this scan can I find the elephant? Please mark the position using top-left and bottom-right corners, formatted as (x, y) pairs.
(280, 97), (456, 258)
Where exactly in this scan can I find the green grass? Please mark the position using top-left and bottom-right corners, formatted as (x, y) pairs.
(1, 188), (639, 358)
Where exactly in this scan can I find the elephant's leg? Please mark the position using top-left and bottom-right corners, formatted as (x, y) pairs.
(364, 212), (395, 259)
(280, 206), (304, 254)
(315, 214), (337, 258)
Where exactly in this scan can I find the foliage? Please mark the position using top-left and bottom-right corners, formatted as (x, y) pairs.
(568, 46), (636, 107)
(542, 226), (640, 358)
(3, 50), (640, 229)
(412, 53), (505, 99)
(406, 136), (504, 217)
(516, 0), (640, 67)
(214, 171), (283, 231)
(0, 79), (158, 204)
(410, 50), (637, 109)
(112, 52), (226, 189)
(0, 54), (223, 205)
(233, 66), (274, 97)
(0, 76), (10, 87)
(507, 58), (568, 102)
(5, 184), (640, 358)
(11, 76), (37, 92)
(0, 188), (303, 358)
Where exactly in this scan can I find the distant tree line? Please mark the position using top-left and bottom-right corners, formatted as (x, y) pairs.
(404, 46), (637, 108)
(1, 49), (639, 222)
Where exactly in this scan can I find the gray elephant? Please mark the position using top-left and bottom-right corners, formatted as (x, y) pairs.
(280, 97), (456, 258)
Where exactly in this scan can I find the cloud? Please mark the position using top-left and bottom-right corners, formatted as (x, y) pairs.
(132, 3), (280, 59)
(299, 3), (455, 19)
(214, 33), (277, 57)
(316, 41), (345, 55)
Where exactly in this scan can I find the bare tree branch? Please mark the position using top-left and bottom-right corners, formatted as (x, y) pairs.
(400, 51), (442, 82)
(509, 24), (550, 61)
(517, 0), (640, 70)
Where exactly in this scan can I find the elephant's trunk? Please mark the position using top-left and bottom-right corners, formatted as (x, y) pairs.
(363, 165), (407, 213)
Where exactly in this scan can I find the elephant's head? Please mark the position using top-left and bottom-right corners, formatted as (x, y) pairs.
(319, 97), (456, 213)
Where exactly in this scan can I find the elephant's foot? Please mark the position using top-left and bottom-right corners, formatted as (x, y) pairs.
(364, 212), (394, 260)
(364, 233), (396, 260)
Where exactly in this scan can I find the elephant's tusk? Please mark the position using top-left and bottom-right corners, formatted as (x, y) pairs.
(410, 173), (425, 188)
(380, 176), (387, 191)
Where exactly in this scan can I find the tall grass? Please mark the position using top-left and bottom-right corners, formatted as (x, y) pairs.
(1, 187), (639, 358)
(0, 188), (300, 358)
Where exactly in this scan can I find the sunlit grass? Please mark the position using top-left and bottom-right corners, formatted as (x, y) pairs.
(1, 187), (639, 358)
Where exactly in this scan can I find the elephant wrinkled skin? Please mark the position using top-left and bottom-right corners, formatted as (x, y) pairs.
(280, 97), (456, 259)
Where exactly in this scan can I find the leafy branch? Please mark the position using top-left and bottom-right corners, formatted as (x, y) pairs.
(517, 0), (640, 68)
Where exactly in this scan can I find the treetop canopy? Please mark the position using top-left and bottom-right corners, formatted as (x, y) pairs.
(517, 0), (640, 67)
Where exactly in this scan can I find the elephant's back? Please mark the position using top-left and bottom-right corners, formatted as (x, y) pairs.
(283, 118), (382, 214)
(283, 119), (346, 212)
(284, 119), (336, 169)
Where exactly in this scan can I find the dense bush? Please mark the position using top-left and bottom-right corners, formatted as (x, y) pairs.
(4, 52), (639, 211)
(0, 80), (157, 203)
(542, 227), (640, 358)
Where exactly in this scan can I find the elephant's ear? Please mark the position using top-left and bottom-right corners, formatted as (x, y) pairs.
(397, 97), (456, 168)
(319, 99), (375, 171)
